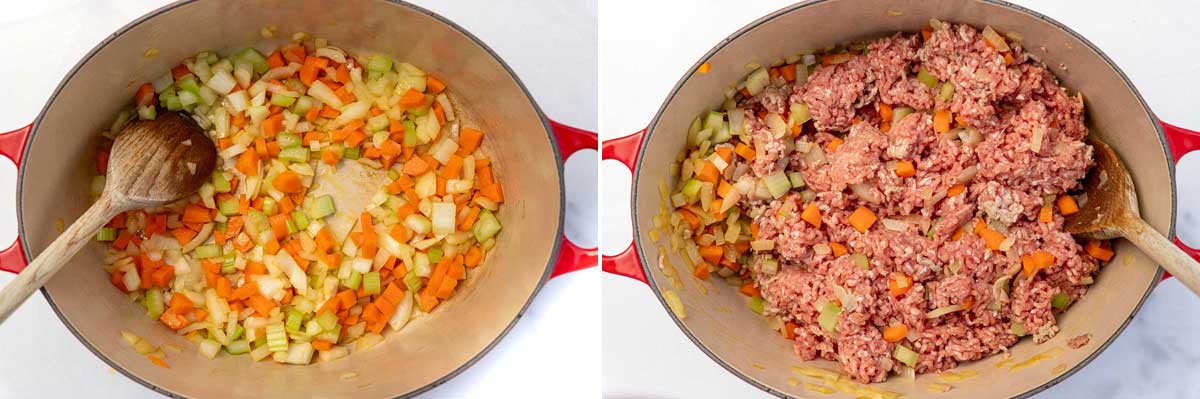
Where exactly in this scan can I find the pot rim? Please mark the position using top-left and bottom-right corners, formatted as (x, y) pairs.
(16, 1), (566, 398)
(628, 0), (1173, 397)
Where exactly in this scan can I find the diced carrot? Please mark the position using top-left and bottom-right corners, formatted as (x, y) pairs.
(947, 183), (967, 198)
(978, 225), (1007, 251)
(698, 245), (724, 265)
(1085, 240), (1114, 262)
(738, 283), (760, 297)
(266, 51), (285, 69)
(801, 203), (822, 228)
(826, 137), (844, 152)
(717, 180), (734, 198)
(921, 26), (933, 41)
(678, 208), (701, 230)
(171, 228), (198, 245)
(695, 161), (720, 184)
(215, 276), (232, 298)
(1057, 195), (1079, 216)
(830, 242), (848, 257)
(399, 89), (425, 108)
(693, 263), (710, 280)
(334, 64), (350, 83)
(889, 273), (913, 297)
(426, 76), (446, 94)
(1032, 250), (1055, 269)
(268, 213), (290, 239)
(311, 340), (334, 351)
(782, 321), (799, 340)
(159, 310), (190, 330)
(402, 156), (431, 176)
(261, 113), (284, 138)
(170, 64), (192, 80)
(734, 142), (756, 161)
(182, 204), (212, 224)
(151, 266), (175, 288)
(894, 160), (916, 178)
(1004, 52), (1014, 65)
(417, 293), (440, 312)
(457, 128), (485, 156)
(134, 83), (156, 106)
(441, 155), (464, 179)
(435, 276), (458, 299)
(272, 171), (304, 193)
(248, 295), (276, 317)
(480, 183), (505, 203)
(933, 109), (952, 133)
(882, 324), (908, 343)
(263, 236), (281, 255)
(193, 308), (209, 321)
(168, 293), (194, 315)
(879, 103), (893, 124)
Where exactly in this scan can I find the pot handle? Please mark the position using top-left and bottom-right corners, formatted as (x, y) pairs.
(600, 130), (648, 284)
(547, 119), (599, 278)
(1161, 120), (1200, 276)
(0, 124), (31, 275)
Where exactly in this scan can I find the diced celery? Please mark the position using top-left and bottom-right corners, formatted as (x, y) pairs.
(472, 210), (502, 242)
(680, 179), (703, 200)
(271, 93), (296, 107)
(285, 309), (303, 333)
(893, 344), (920, 367)
(266, 323), (289, 352)
(703, 111), (724, 134)
(1011, 322), (1026, 336)
(818, 301), (841, 335)
(221, 253), (236, 274)
(144, 289), (164, 319)
(1051, 292), (1070, 309)
(790, 102), (811, 126)
(195, 245), (221, 259)
(212, 172), (232, 193)
(262, 197), (278, 216)
(199, 339), (222, 359)
(749, 296), (765, 314)
(892, 107), (915, 125)
(343, 146), (361, 160)
(403, 271), (423, 292)
(316, 310), (338, 330)
(245, 209), (269, 239)
(218, 196), (240, 216)
(160, 89), (183, 111)
(917, 67), (938, 88)
(290, 95), (314, 115)
(787, 172), (806, 188)
(279, 147), (309, 162)
(403, 121), (417, 146)
(363, 271), (382, 295)
(229, 325), (245, 341)
(367, 54), (394, 73)
(137, 104), (157, 120)
(308, 195), (336, 219)
(763, 171), (792, 199)
(937, 82), (955, 103)
(291, 210), (309, 231)
(277, 132), (301, 148)
(344, 270), (362, 290)
(96, 227), (117, 242)
(224, 339), (250, 355)
(405, 214), (432, 236)
(427, 247), (443, 264)
(176, 75), (201, 95)
(237, 47), (269, 74)
(285, 218), (298, 234)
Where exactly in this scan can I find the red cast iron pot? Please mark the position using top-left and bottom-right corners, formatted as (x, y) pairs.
(603, 0), (1200, 397)
(0, 0), (596, 397)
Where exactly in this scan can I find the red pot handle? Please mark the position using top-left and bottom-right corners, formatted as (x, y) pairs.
(0, 124), (31, 275)
(547, 119), (599, 278)
(1161, 120), (1200, 280)
(600, 130), (648, 284)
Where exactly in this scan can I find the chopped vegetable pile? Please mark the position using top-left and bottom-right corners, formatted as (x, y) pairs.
(94, 35), (504, 365)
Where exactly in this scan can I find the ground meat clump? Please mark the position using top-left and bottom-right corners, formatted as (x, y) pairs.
(722, 22), (1105, 383)
(1068, 333), (1091, 349)
(799, 55), (876, 132)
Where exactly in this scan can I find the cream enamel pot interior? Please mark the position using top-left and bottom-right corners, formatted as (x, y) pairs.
(0, 0), (597, 397)
(602, 0), (1200, 397)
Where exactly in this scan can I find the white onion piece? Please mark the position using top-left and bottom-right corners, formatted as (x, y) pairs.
(956, 165), (979, 184)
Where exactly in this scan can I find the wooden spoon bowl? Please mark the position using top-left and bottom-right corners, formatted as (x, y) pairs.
(1066, 138), (1200, 294)
(0, 111), (215, 323)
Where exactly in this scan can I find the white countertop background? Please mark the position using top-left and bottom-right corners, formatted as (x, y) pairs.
(0, 1), (598, 398)
(600, 1), (1200, 398)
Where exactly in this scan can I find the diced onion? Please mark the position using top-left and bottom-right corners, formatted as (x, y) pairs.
(926, 304), (965, 319)
(881, 218), (908, 232)
(956, 165), (979, 184)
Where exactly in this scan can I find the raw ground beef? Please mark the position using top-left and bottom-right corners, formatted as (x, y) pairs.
(727, 22), (1103, 383)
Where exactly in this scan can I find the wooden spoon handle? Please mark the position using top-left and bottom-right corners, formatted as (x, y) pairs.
(0, 195), (120, 323)
(1125, 218), (1200, 295)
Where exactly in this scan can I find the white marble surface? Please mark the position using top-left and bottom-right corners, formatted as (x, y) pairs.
(0, 1), (598, 398)
(600, 0), (1200, 398)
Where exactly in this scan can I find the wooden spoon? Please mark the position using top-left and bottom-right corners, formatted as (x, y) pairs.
(0, 111), (216, 323)
(1065, 138), (1200, 294)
